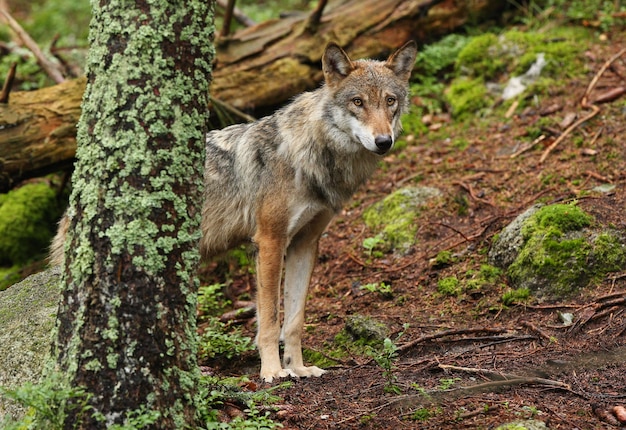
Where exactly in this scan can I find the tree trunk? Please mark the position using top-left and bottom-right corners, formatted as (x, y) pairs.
(49, 0), (214, 428)
(0, 0), (507, 192)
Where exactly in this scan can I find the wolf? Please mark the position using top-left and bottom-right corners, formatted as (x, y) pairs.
(51, 41), (417, 382)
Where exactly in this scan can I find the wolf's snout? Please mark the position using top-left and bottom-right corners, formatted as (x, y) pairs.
(374, 135), (393, 152)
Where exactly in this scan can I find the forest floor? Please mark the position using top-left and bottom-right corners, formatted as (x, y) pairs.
(199, 30), (626, 429)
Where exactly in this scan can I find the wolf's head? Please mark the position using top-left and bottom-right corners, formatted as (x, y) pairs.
(322, 41), (417, 155)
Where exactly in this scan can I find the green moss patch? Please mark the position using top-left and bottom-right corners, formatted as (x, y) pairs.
(0, 183), (64, 266)
(362, 186), (441, 253)
(507, 204), (626, 298)
(447, 27), (589, 119)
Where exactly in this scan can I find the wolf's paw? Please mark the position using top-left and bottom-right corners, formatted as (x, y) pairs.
(289, 365), (326, 378)
(260, 367), (297, 383)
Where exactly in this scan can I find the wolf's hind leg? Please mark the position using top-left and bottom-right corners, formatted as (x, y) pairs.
(282, 211), (333, 378)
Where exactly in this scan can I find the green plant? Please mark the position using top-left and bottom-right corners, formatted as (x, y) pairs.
(197, 283), (229, 316)
(0, 375), (92, 429)
(501, 287), (531, 306)
(366, 325), (408, 394)
(410, 382), (432, 399)
(410, 407), (432, 421)
(362, 235), (384, 258)
(360, 281), (393, 298)
(105, 407), (161, 429)
(198, 317), (254, 360)
(198, 375), (287, 429)
(438, 377), (461, 390)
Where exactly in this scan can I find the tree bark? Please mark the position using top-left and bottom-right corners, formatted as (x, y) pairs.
(49, 0), (214, 428)
(0, 0), (507, 192)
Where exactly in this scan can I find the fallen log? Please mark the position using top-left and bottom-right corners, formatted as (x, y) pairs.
(0, 0), (507, 192)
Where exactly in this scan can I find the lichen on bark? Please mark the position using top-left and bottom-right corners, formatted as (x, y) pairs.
(48, 1), (215, 428)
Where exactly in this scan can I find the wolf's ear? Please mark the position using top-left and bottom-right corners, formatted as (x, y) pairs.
(386, 41), (418, 82)
(322, 43), (355, 87)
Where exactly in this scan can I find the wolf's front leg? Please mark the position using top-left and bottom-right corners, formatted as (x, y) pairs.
(282, 212), (333, 379)
(254, 227), (294, 383)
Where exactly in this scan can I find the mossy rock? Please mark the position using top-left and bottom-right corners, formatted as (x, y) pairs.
(489, 204), (626, 299)
(495, 420), (548, 430)
(0, 183), (65, 266)
(362, 186), (441, 253)
(0, 267), (61, 419)
(344, 314), (388, 344)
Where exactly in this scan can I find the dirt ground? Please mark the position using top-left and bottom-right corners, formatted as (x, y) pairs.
(200, 33), (626, 429)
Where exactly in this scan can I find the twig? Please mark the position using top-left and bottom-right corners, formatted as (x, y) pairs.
(582, 48), (626, 105)
(219, 0), (237, 38)
(216, 0), (255, 28)
(539, 48), (626, 163)
(0, 9), (65, 84)
(539, 105), (600, 163)
(453, 181), (495, 206)
(306, 0), (328, 32)
(0, 61), (16, 103)
(510, 134), (545, 158)
(398, 327), (507, 353)
(438, 364), (572, 390)
(433, 222), (469, 241)
(520, 320), (553, 342)
(210, 96), (256, 123)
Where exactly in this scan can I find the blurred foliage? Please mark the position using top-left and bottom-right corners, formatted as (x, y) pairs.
(21, 0), (91, 46)
(509, 0), (626, 32)
(0, 181), (65, 267)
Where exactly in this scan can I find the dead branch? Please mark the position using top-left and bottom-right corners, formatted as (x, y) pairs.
(398, 327), (508, 353)
(216, 0), (255, 27)
(0, 62), (16, 103)
(453, 180), (495, 206)
(219, 0), (237, 38)
(519, 320), (553, 342)
(0, 9), (65, 84)
(438, 364), (572, 390)
(539, 48), (626, 163)
(306, 0), (328, 32)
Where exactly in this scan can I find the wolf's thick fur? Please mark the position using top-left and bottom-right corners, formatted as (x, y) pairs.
(50, 41), (417, 382)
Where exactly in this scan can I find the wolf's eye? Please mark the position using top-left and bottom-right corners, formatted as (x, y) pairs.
(386, 96), (396, 106)
(352, 97), (363, 107)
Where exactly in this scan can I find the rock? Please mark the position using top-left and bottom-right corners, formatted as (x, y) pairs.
(362, 186), (441, 253)
(0, 267), (61, 419)
(489, 204), (626, 299)
(344, 314), (388, 344)
(488, 204), (542, 269)
(495, 419), (549, 430)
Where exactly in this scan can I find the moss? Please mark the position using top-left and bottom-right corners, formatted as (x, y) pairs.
(437, 276), (461, 297)
(344, 314), (388, 343)
(0, 266), (22, 291)
(455, 33), (503, 79)
(446, 77), (489, 120)
(507, 204), (626, 298)
(448, 27), (590, 120)
(431, 250), (456, 268)
(415, 33), (471, 77)
(455, 28), (588, 81)
(362, 186), (441, 253)
(302, 348), (340, 369)
(0, 183), (64, 266)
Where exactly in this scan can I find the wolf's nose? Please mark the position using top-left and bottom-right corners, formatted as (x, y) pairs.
(374, 135), (393, 151)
